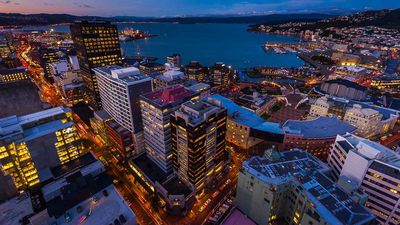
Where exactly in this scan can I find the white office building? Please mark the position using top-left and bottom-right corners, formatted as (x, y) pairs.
(328, 134), (400, 224)
(94, 65), (152, 154)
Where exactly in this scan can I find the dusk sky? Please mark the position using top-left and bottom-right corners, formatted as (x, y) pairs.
(1, 0), (400, 17)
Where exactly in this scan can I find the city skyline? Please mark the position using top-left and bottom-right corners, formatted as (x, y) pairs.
(0, 0), (400, 17)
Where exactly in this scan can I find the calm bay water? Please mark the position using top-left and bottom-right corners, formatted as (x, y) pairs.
(24, 23), (304, 68)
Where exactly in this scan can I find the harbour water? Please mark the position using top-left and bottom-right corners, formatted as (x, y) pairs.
(23, 23), (304, 68)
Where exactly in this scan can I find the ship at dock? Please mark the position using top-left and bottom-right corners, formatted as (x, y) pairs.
(119, 28), (157, 41)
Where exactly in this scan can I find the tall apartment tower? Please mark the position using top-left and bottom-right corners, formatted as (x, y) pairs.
(170, 99), (227, 192)
(93, 65), (152, 155)
(140, 85), (196, 173)
(328, 133), (400, 224)
(70, 21), (123, 110)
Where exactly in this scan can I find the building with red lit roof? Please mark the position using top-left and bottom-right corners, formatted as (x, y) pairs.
(140, 85), (197, 172)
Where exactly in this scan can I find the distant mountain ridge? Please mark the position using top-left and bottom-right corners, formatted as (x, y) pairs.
(251, 8), (400, 32)
(0, 12), (333, 26)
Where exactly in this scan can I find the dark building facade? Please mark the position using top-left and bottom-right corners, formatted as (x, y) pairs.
(171, 100), (227, 192)
(70, 21), (123, 110)
(209, 62), (232, 87)
(184, 61), (208, 83)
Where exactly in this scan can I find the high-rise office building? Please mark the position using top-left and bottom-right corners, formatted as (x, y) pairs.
(209, 62), (232, 87)
(93, 65), (152, 155)
(237, 149), (376, 225)
(70, 21), (123, 110)
(0, 107), (84, 190)
(140, 85), (196, 172)
(171, 99), (227, 192)
(185, 61), (207, 83)
(328, 134), (400, 224)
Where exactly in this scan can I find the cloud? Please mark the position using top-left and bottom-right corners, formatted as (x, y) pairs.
(74, 2), (94, 8)
(0, 0), (12, 4)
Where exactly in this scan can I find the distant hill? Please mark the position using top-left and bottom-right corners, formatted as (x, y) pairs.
(251, 8), (400, 32)
(0, 12), (333, 26)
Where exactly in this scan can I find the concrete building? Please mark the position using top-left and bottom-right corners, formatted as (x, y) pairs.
(90, 110), (112, 145)
(50, 58), (85, 106)
(105, 119), (134, 160)
(140, 85), (196, 173)
(29, 153), (137, 225)
(236, 149), (375, 225)
(208, 94), (284, 151)
(152, 68), (185, 91)
(185, 61), (207, 83)
(139, 62), (165, 77)
(0, 107), (84, 190)
(167, 54), (181, 68)
(94, 65), (152, 154)
(328, 134), (400, 224)
(283, 117), (357, 160)
(0, 67), (29, 83)
(320, 79), (367, 101)
(309, 96), (399, 138)
(234, 92), (276, 115)
(208, 95), (356, 160)
(171, 100), (227, 192)
(187, 83), (211, 99)
(344, 104), (382, 138)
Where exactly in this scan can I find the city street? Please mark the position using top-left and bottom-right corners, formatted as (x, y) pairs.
(16, 41), (247, 225)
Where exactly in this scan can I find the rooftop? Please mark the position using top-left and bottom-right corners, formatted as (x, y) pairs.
(221, 209), (256, 225)
(131, 153), (169, 184)
(207, 94), (284, 135)
(50, 152), (97, 179)
(283, 117), (357, 139)
(340, 133), (400, 171)
(156, 69), (184, 82)
(0, 106), (71, 141)
(141, 85), (195, 108)
(244, 150), (375, 225)
(162, 176), (193, 197)
(93, 65), (151, 85)
(0, 194), (34, 225)
(323, 79), (367, 91)
(0, 67), (27, 75)
(0, 81), (44, 118)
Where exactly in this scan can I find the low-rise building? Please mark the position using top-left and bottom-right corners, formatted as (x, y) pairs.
(320, 79), (367, 101)
(0, 107), (84, 190)
(309, 96), (399, 138)
(185, 61), (207, 83)
(328, 134), (400, 224)
(30, 153), (137, 225)
(139, 62), (165, 77)
(105, 120), (134, 160)
(234, 92), (276, 115)
(153, 69), (185, 91)
(283, 117), (357, 159)
(0, 67), (29, 83)
(187, 82), (211, 98)
(237, 149), (375, 225)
